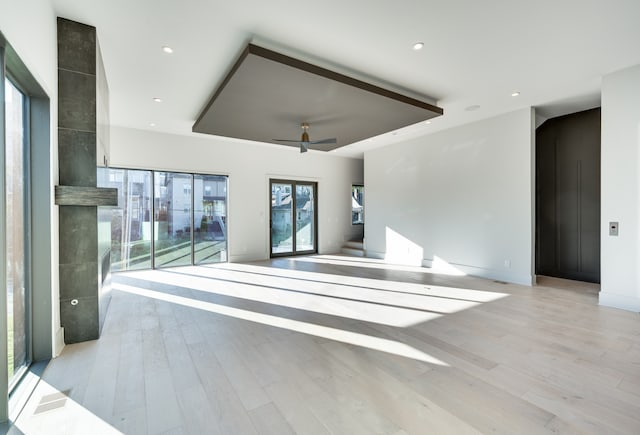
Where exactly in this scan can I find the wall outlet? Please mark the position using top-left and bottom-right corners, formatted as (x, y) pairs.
(609, 221), (619, 236)
(504, 259), (511, 268)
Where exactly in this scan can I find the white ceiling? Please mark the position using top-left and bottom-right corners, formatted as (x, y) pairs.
(52, 0), (640, 158)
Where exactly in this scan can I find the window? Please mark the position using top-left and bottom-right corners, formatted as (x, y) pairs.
(270, 180), (317, 256)
(98, 168), (228, 270)
(155, 172), (193, 267)
(97, 168), (152, 271)
(1, 33), (52, 423)
(194, 174), (228, 264)
(352, 185), (364, 225)
(5, 77), (29, 389)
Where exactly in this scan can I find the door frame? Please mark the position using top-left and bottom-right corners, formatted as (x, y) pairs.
(534, 108), (601, 283)
(269, 179), (318, 258)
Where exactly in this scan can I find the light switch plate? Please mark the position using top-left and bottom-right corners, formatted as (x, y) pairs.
(609, 221), (619, 236)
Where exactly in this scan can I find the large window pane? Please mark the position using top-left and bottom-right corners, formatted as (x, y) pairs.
(194, 175), (227, 264)
(98, 168), (152, 271)
(154, 172), (193, 267)
(295, 184), (315, 252)
(271, 182), (293, 254)
(5, 78), (28, 384)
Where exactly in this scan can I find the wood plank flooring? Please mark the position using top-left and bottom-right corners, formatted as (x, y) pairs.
(9, 255), (640, 434)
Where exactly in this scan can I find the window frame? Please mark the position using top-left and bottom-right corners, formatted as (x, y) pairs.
(1, 32), (52, 424)
(98, 167), (229, 271)
(351, 184), (364, 225)
(4, 73), (33, 393)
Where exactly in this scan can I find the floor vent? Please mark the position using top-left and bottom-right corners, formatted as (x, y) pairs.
(33, 390), (70, 415)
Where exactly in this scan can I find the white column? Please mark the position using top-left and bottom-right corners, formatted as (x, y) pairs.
(600, 64), (640, 311)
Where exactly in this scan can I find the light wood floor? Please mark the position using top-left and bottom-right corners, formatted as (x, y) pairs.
(9, 255), (640, 434)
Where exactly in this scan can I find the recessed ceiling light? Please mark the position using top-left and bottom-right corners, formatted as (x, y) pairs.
(162, 46), (173, 54)
(412, 42), (424, 51)
(149, 123), (156, 127)
(511, 91), (520, 97)
(153, 97), (163, 103)
(425, 120), (432, 125)
(465, 105), (481, 111)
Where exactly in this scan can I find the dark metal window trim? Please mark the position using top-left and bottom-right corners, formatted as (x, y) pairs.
(1, 31), (53, 424)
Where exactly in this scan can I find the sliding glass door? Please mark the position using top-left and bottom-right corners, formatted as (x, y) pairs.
(154, 172), (193, 267)
(5, 77), (30, 387)
(270, 180), (317, 257)
(98, 168), (228, 270)
(194, 174), (227, 264)
(295, 183), (315, 252)
(271, 182), (293, 254)
(97, 168), (153, 271)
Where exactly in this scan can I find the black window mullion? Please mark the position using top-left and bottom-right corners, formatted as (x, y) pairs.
(151, 171), (156, 269)
(190, 174), (194, 265)
(291, 181), (297, 254)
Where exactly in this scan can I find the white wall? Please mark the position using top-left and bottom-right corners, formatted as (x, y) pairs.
(0, 0), (62, 356)
(365, 108), (534, 285)
(0, 0), (57, 96)
(110, 127), (364, 262)
(600, 64), (640, 312)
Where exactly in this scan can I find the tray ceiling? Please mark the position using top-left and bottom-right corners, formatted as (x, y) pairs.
(193, 44), (443, 152)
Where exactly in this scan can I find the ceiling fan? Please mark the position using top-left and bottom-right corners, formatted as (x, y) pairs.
(274, 122), (337, 153)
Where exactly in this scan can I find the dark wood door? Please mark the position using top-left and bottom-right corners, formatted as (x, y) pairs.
(536, 108), (601, 283)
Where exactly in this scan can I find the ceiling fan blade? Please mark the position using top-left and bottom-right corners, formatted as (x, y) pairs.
(310, 138), (337, 145)
(300, 143), (308, 153)
(273, 139), (302, 143)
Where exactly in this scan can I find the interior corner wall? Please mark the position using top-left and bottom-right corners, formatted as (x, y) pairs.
(364, 108), (535, 285)
(109, 127), (364, 261)
(0, 0), (61, 358)
(600, 64), (640, 312)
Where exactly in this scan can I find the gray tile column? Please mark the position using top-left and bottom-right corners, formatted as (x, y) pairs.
(57, 18), (114, 343)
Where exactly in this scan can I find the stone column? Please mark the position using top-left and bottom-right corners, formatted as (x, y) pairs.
(56, 18), (116, 343)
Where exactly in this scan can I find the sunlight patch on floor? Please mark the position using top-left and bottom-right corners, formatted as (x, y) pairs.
(212, 261), (507, 303)
(295, 254), (468, 276)
(12, 380), (121, 435)
(120, 262), (510, 328)
(123, 268), (442, 326)
(114, 282), (449, 366)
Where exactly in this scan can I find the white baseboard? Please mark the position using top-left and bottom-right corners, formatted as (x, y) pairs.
(366, 251), (385, 260)
(54, 327), (65, 357)
(423, 258), (534, 286)
(365, 250), (534, 286)
(228, 253), (265, 263)
(599, 292), (640, 312)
